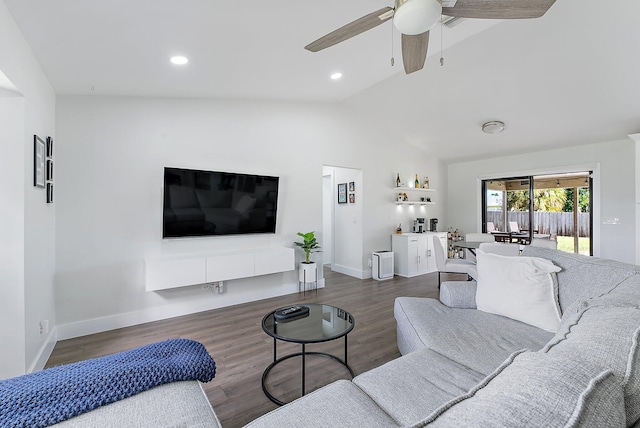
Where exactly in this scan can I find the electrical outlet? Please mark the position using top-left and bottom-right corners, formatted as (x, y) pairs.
(368, 259), (372, 267)
(39, 320), (49, 335)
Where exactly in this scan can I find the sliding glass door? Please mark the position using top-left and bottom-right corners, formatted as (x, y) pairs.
(482, 176), (533, 239)
(482, 172), (592, 255)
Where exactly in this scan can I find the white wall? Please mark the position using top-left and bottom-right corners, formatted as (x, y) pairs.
(321, 171), (333, 265)
(0, 97), (26, 378)
(0, 1), (57, 377)
(447, 139), (636, 263)
(631, 133), (640, 265)
(55, 95), (439, 338)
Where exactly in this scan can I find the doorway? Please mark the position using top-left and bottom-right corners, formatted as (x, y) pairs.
(322, 165), (364, 278)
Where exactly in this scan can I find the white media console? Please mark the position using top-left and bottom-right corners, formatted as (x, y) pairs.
(145, 247), (295, 291)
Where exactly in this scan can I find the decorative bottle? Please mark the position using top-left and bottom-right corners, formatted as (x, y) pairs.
(415, 174), (420, 188)
(396, 173), (401, 187)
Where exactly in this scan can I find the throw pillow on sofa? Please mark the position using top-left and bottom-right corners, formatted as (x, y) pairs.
(475, 250), (562, 332)
(413, 350), (626, 428)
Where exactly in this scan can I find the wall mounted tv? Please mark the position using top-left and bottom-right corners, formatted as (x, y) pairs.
(163, 167), (279, 238)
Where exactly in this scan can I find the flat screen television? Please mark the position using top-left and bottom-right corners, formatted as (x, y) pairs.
(163, 167), (279, 238)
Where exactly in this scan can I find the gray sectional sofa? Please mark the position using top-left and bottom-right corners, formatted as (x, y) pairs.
(247, 247), (640, 427)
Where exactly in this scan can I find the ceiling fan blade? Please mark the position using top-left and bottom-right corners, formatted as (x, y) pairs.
(442, 0), (557, 19)
(402, 31), (429, 74)
(305, 7), (394, 52)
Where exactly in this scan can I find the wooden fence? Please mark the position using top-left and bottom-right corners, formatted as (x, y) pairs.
(487, 211), (590, 237)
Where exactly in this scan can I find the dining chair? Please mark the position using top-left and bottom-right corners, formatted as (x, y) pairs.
(465, 233), (495, 243)
(433, 236), (477, 287)
(509, 221), (520, 233)
(464, 233), (495, 260)
(486, 222), (497, 232)
(478, 242), (522, 256)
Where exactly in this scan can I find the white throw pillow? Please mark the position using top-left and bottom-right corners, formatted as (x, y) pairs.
(476, 250), (562, 333)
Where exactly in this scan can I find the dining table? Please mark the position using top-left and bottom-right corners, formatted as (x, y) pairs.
(452, 241), (483, 256)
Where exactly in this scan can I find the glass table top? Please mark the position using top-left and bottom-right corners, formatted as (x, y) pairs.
(262, 304), (355, 344)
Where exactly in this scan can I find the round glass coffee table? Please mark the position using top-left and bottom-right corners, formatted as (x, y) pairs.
(261, 303), (355, 405)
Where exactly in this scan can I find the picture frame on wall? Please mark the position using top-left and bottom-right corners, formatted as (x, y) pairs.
(33, 135), (45, 188)
(46, 136), (54, 158)
(349, 182), (355, 192)
(46, 159), (53, 181)
(46, 182), (54, 204)
(338, 183), (347, 204)
(349, 193), (355, 203)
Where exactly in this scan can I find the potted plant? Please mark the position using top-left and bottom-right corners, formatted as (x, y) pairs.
(294, 231), (322, 284)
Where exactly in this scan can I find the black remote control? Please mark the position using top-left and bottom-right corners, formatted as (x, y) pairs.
(274, 305), (310, 320)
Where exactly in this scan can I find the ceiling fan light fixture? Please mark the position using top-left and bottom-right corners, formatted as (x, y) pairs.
(482, 121), (506, 134)
(393, 0), (442, 35)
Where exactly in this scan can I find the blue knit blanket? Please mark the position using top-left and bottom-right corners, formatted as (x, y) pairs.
(0, 338), (217, 428)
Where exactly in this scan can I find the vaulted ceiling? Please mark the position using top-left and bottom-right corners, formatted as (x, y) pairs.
(4, 0), (640, 161)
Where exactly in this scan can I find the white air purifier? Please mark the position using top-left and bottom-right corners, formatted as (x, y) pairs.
(372, 251), (394, 281)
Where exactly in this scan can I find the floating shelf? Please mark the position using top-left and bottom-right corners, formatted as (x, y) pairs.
(394, 187), (436, 192)
(394, 201), (436, 206)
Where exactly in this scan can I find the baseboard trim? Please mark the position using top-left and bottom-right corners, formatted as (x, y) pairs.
(331, 264), (367, 279)
(29, 328), (57, 373)
(56, 282), (317, 340)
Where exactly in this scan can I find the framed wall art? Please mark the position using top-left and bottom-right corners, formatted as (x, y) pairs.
(33, 135), (45, 188)
(46, 159), (54, 181)
(337, 183), (347, 204)
(349, 193), (355, 203)
(46, 182), (54, 204)
(46, 136), (54, 158)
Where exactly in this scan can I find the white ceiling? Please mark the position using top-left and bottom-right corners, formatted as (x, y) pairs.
(4, 0), (640, 161)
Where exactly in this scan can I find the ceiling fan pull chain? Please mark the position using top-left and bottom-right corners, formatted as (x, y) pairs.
(440, 16), (445, 66)
(390, 22), (395, 67)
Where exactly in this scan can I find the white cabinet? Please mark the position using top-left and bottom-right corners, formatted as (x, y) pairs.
(391, 232), (446, 277)
(145, 247), (294, 291)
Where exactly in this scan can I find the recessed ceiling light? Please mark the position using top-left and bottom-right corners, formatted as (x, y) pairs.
(170, 56), (189, 65)
(330, 72), (342, 80)
(482, 121), (505, 134)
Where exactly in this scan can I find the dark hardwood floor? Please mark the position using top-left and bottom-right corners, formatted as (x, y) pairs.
(47, 268), (453, 427)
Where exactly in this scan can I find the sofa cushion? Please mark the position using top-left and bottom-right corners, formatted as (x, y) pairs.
(353, 348), (486, 426)
(413, 350), (626, 428)
(245, 380), (399, 427)
(52, 381), (221, 428)
(543, 301), (640, 425)
(476, 250), (562, 332)
(394, 297), (553, 375)
(521, 246), (639, 313)
(598, 274), (640, 307)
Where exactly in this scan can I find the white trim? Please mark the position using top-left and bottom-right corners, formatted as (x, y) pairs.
(477, 163), (599, 180)
(56, 279), (327, 340)
(331, 263), (367, 279)
(28, 328), (57, 373)
(57, 286), (301, 340)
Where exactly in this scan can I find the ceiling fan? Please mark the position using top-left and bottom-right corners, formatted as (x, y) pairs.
(305, 0), (557, 74)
